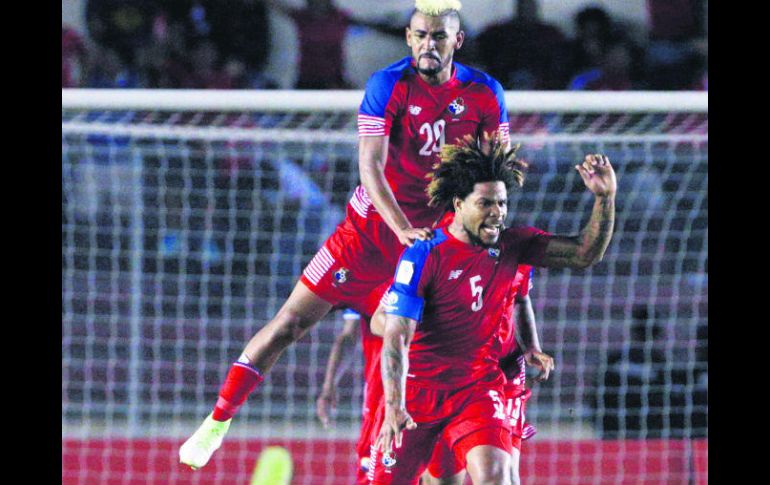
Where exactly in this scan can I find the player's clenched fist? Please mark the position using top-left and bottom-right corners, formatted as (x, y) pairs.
(525, 350), (555, 383)
(375, 407), (417, 455)
(575, 154), (616, 198)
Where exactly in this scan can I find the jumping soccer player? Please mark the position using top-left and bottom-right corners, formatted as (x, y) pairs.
(371, 135), (615, 484)
(179, 0), (512, 469)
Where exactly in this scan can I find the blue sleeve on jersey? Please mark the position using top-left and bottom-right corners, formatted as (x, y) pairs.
(489, 77), (509, 124)
(455, 63), (509, 124)
(383, 288), (425, 322)
(359, 57), (412, 117)
(384, 229), (448, 323)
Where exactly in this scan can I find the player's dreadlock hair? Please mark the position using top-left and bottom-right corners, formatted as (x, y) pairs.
(426, 133), (527, 212)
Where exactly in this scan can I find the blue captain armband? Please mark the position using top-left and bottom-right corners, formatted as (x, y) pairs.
(381, 230), (447, 323)
(383, 287), (424, 322)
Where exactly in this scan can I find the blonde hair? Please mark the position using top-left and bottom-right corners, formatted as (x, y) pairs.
(415, 0), (462, 16)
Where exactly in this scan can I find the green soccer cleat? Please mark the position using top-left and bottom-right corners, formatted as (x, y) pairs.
(179, 413), (232, 470)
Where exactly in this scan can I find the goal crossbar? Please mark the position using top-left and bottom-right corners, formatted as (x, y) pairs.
(62, 89), (708, 113)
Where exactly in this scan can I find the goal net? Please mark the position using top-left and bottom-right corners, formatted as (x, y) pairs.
(62, 89), (707, 485)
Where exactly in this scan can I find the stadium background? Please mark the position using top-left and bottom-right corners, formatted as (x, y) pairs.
(62, 1), (707, 483)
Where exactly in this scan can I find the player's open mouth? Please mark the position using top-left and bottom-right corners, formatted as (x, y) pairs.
(480, 224), (500, 238)
(420, 54), (440, 63)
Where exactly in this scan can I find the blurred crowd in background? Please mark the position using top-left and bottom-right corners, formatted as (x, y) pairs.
(62, 0), (707, 91)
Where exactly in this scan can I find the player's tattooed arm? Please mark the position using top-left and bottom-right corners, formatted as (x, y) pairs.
(541, 154), (616, 269)
(381, 315), (417, 407)
(359, 136), (432, 247)
(375, 314), (418, 453)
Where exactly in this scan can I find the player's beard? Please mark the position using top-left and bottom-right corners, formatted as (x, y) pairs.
(463, 221), (503, 248)
(416, 53), (448, 77)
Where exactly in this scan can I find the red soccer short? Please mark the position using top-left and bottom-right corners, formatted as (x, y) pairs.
(367, 373), (512, 485)
(504, 381), (532, 443)
(424, 382), (531, 479)
(299, 207), (404, 317)
(425, 429), (463, 479)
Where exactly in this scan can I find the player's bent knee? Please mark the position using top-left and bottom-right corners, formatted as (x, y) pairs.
(475, 464), (509, 485)
(466, 445), (511, 485)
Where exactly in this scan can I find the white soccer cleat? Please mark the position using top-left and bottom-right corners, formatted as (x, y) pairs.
(179, 413), (231, 470)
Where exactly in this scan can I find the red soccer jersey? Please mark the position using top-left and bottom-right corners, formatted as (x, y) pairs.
(356, 57), (510, 229)
(384, 226), (551, 390)
(498, 265), (533, 359)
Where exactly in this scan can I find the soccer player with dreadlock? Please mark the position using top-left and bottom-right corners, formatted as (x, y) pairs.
(370, 134), (616, 484)
(179, 0), (515, 471)
(370, 262), (550, 485)
(416, 267), (551, 485)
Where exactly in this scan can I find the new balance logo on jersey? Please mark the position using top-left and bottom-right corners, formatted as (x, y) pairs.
(409, 105), (422, 115)
(448, 270), (463, 280)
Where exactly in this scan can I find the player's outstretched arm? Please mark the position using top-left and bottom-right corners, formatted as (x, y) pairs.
(540, 154), (616, 269)
(359, 136), (432, 247)
(316, 315), (361, 429)
(375, 313), (418, 455)
(514, 294), (554, 383)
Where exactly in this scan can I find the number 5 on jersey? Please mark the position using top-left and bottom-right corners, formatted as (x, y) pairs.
(470, 275), (483, 312)
(419, 120), (446, 156)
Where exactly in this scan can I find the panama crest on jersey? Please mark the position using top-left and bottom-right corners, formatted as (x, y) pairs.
(447, 97), (465, 117)
(333, 267), (349, 285)
(381, 450), (397, 468)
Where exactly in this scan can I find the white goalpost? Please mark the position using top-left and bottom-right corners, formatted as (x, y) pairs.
(62, 90), (707, 485)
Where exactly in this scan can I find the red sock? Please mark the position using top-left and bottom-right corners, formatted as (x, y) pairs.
(212, 362), (264, 421)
